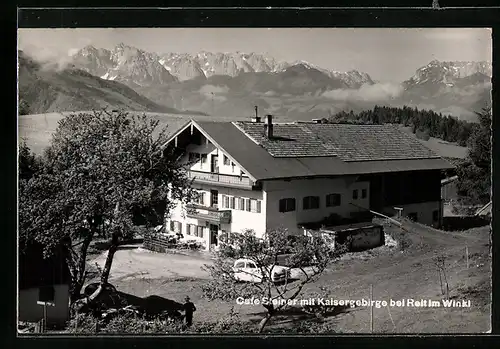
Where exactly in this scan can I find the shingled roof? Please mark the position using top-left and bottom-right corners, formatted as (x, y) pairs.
(185, 120), (453, 181)
(234, 122), (440, 161)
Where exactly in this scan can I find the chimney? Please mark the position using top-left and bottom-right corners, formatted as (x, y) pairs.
(265, 114), (273, 138)
(251, 105), (261, 123)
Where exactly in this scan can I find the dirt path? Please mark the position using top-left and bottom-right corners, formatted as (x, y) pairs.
(91, 246), (212, 282)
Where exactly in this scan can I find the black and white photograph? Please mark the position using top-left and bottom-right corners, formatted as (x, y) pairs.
(18, 26), (492, 334)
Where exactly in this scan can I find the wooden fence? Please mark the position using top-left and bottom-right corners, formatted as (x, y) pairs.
(142, 235), (177, 253)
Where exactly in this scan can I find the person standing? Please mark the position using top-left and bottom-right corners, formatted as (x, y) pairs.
(183, 296), (196, 327)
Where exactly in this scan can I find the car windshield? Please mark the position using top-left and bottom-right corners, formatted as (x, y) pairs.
(234, 261), (245, 268)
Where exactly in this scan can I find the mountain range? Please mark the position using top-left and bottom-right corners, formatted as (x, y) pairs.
(18, 43), (492, 122)
(18, 50), (207, 115)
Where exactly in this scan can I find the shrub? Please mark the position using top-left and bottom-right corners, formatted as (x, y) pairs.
(67, 313), (100, 334)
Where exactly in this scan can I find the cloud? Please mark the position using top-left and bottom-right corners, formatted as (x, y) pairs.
(322, 82), (404, 102)
(199, 84), (229, 95)
(19, 43), (74, 72)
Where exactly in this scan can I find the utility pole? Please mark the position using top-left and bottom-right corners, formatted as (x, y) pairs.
(370, 284), (374, 333)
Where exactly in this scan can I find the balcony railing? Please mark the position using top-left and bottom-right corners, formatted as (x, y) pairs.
(186, 204), (232, 224)
(187, 170), (253, 189)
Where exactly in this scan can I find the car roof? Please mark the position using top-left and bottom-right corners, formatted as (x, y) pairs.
(234, 258), (256, 264)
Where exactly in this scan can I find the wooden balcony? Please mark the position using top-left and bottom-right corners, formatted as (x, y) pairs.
(186, 204), (232, 224)
(187, 170), (254, 189)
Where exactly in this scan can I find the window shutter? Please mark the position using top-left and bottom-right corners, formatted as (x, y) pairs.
(200, 192), (205, 205)
(245, 198), (251, 212)
(225, 196), (230, 208)
(256, 200), (262, 213)
(314, 196), (320, 208)
(221, 195), (227, 208)
(230, 197), (235, 209)
(279, 199), (285, 212)
(303, 197), (309, 210)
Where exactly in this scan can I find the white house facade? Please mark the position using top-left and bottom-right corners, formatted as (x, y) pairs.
(164, 116), (453, 251)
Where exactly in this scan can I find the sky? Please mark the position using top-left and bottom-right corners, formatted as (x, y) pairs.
(17, 28), (491, 82)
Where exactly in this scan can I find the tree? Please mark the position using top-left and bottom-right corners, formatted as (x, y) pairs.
(19, 99), (30, 116)
(201, 228), (345, 333)
(19, 110), (194, 307)
(19, 141), (42, 180)
(455, 108), (491, 207)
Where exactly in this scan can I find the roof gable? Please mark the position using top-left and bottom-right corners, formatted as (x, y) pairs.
(163, 120), (259, 182)
(235, 122), (440, 162)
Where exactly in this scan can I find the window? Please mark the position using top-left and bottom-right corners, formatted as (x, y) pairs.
(210, 190), (218, 207)
(38, 285), (55, 302)
(303, 196), (320, 210)
(247, 262), (257, 269)
(186, 224), (194, 235)
(432, 210), (439, 222)
(176, 222), (182, 234)
(326, 193), (341, 207)
(169, 220), (175, 231)
(361, 189), (367, 199)
(236, 197), (244, 210)
(352, 189), (359, 200)
(196, 226), (204, 238)
(231, 162), (235, 173)
(194, 191), (205, 205)
(223, 155), (230, 165)
(250, 199), (262, 213)
(245, 198), (251, 212)
(230, 196), (235, 209)
(279, 198), (296, 213)
(222, 195), (230, 209)
(200, 154), (208, 164)
(234, 261), (245, 269)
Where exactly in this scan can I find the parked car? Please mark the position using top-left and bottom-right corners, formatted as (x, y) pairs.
(232, 258), (291, 283)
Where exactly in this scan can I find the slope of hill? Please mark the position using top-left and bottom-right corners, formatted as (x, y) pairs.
(399, 126), (468, 160)
(18, 50), (184, 114)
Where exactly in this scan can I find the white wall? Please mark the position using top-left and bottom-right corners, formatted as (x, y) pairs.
(383, 201), (442, 227)
(263, 177), (370, 235)
(18, 284), (70, 328)
(167, 183), (266, 248)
